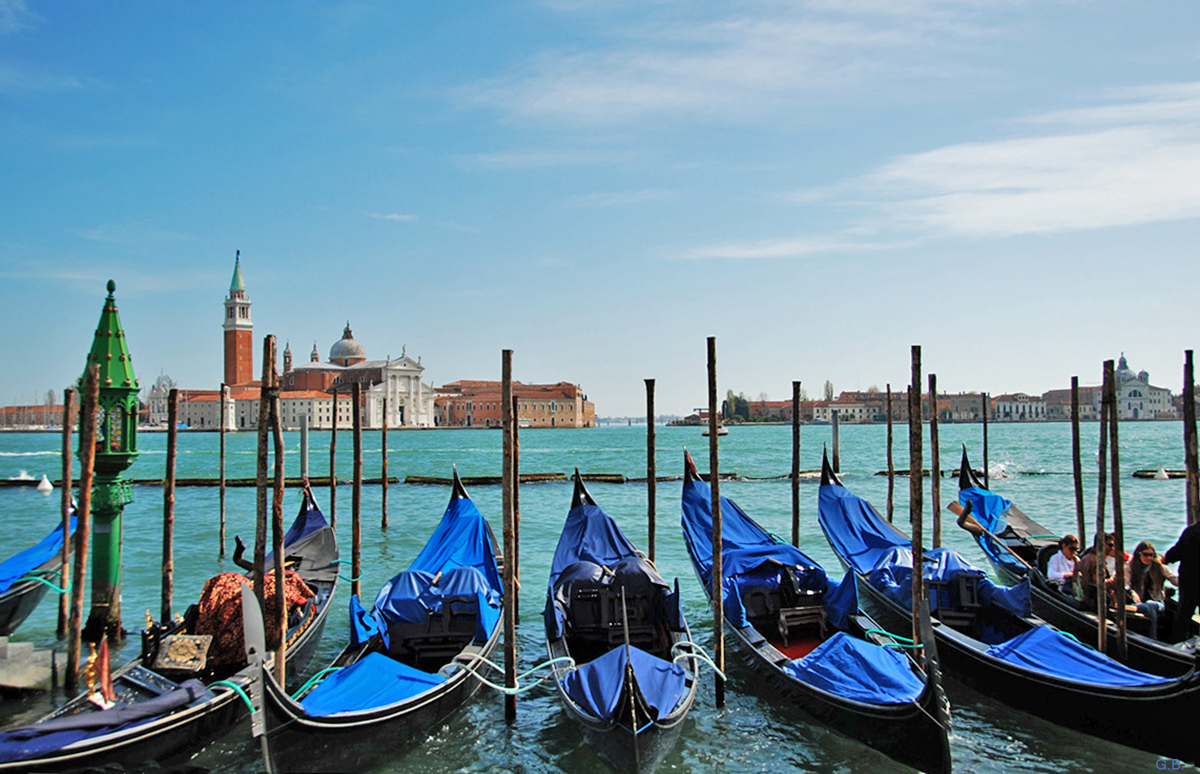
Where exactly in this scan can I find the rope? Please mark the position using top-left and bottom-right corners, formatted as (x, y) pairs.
(210, 679), (256, 714)
(10, 574), (68, 594)
(670, 641), (727, 681)
(438, 654), (576, 695)
(331, 559), (362, 583)
(864, 628), (913, 643)
(290, 667), (343, 699)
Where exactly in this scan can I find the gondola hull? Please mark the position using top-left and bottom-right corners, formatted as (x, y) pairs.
(0, 573), (55, 637)
(840, 557), (1199, 764)
(687, 561), (951, 774)
(261, 615), (502, 774)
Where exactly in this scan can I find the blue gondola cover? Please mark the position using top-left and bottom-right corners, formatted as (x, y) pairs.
(985, 626), (1171, 687)
(0, 517), (76, 594)
(817, 483), (908, 575)
(868, 547), (1031, 619)
(958, 487), (1012, 536)
(783, 632), (925, 704)
(562, 645), (689, 724)
(300, 652), (447, 716)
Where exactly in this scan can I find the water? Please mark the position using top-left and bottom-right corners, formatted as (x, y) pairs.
(0, 422), (1192, 773)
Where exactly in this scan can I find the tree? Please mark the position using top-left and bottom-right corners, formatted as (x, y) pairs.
(46, 388), (56, 406)
(736, 391), (751, 421)
(824, 380), (834, 401)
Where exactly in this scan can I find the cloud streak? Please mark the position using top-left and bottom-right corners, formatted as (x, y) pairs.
(366, 212), (418, 222)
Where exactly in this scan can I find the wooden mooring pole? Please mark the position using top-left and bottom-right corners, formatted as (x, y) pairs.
(1106, 361), (1127, 662)
(67, 364), (98, 691)
(1094, 363), (1111, 654)
(502, 350), (517, 723)
(1071, 377), (1086, 546)
(381, 397), (388, 530)
(909, 346), (923, 646)
(513, 394), (520, 611)
(300, 413), (309, 479)
(646, 379), (656, 563)
(270, 362), (286, 685)
(161, 389), (178, 623)
(1184, 350), (1198, 526)
(253, 337), (273, 615)
(886, 384), (895, 523)
(792, 380), (801, 548)
(57, 388), (75, 640)
(352, 382), (362, 602)
(929, 374), (941, 549)
(707, 336), (725, 708)
(982, 392), (990, 489)
(329, 387), (338, 531)
(831, 409), (840, 473)
(219, 383), (227, 557)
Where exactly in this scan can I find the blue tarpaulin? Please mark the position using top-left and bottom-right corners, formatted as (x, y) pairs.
(868, 547), (1031, 619)
(958, 487), (1012, 536)
(562, 645), (690, 725)
(409, 493), (502, 595)
(682, 473), (857, 632)
(547, 502), (638, 590)
(0, 516), (75, 594)
(783, 632), (925, 705)
(818, 483), (908, 575)
(300, 652), (447, 716)
(985, 626), (1172, 687)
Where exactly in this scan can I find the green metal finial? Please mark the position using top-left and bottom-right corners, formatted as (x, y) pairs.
(107, 279), (116, 295)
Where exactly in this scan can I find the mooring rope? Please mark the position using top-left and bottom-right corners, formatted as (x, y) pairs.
(438, 654), (576, 695)
(210, 679), (256, 713)
(9, 574), (68, 594)
(331, 559), (362, 583)
(670, 640), (727, 681)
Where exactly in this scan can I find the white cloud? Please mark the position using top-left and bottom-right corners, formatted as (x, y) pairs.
(365, 212), (418, 222)
(0, 0), (39, 36)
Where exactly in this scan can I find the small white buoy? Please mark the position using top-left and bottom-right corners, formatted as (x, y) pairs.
(1154, 465), (1169, 481)
(37, 474), (53, 494)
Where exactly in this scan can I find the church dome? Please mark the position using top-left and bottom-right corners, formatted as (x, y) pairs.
(330, 323), (366, 365)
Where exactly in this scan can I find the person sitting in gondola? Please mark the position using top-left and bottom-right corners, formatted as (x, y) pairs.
(1046, 535), (1079, 595)
(1127, 540), (1177, 641)
(1074, 533), (1118, 608)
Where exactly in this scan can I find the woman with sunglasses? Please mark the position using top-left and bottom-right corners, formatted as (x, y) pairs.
(1046, 534), (1080, 595)
(1127, 540), (1177, 641)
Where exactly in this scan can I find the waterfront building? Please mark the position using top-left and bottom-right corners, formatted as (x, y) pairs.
(435, 380), (596, 428)
(991, 393), (1046, 421)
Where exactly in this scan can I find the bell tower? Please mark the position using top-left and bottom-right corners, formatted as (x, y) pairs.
(223, 251), (254, 385)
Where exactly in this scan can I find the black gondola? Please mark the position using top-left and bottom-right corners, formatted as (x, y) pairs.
(258, 469), (503, 774)
(545, 471), (699, 773)
(0, 490), (338, 772)
(0, 515), (75, 637)
(953, 447), (1198, 677)
(681, 451), (951, 774)
(817, 452), (1199, 765)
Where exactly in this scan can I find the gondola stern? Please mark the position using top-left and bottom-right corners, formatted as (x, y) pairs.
(820, 447), (841, 487)
(450, 465), (470, 502)
(571, 468), (597, 509)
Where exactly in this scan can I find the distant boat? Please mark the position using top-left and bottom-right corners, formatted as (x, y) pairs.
(701, 425), (728, 437)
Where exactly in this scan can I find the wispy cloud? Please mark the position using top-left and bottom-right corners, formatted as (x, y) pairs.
(467, 2), (1007, 124)
(0, 64), (82, 94)
(681, 81), (1200, 258)
(0, 0), (40, 36)
(75, 222), (192, 246)
(565, 188), (675, 208)
(461, 148), (628, 169)
(365, 212), (418, 222)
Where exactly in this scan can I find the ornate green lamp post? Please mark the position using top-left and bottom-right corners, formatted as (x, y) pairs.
(79, 279), (140, 641)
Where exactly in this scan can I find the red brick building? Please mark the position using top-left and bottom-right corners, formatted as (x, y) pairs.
(435, 380), (596, 428)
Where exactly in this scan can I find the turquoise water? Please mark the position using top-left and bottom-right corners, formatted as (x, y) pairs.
(0, 422), (1192, 773)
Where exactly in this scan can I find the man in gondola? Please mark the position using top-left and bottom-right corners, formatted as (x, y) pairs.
(1162, 522), (1199, 644)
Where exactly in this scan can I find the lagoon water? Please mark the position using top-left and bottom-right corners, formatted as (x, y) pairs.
(0, 421), (1192, 773)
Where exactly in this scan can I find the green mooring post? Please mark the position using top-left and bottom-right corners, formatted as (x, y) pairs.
(80, 280), (140, 642)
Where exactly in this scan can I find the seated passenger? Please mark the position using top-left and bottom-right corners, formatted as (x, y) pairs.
(1127, 540), (1178, 640)
(1074, 533), (1118, 608)
(1046, 535), (1079, 595)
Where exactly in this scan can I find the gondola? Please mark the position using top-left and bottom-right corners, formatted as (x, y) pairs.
(258, 468), (504, 774)
(0, 515), (75, 636)
(681, 451), (951, 774)
(953, 447), (1198, 677)
(545, 471), (698, 773)
(0, 489), (339, 771)
(817, 452), (1199, 764)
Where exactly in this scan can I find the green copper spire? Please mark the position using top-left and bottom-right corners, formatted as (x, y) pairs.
(86, 279), (139, 390)
(230, 249), (246, 293)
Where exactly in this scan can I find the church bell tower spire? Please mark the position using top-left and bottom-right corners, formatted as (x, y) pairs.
(223, 250), (254, 385)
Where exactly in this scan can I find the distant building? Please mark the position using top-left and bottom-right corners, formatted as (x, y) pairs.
(435, 380), (596, 428)
(0, 404), (64, 428)
(1113, 353), (1174, 420)
(991, 393), (1046, 421)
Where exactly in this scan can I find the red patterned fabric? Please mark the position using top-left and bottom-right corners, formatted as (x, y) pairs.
(194, 570), (314, 667)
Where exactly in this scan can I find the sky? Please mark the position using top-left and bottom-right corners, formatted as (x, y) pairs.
(2, 1), (1198, 417)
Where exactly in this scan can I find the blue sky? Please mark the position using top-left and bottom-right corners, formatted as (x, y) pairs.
(2, 1), (1197, 416)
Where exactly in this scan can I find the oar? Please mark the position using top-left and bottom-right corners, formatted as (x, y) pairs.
(242, 584), (276, 774)
(950, 501), (1034, 572)
(620, 587), (640, 773)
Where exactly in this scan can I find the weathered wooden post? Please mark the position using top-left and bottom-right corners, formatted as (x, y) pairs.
(707, 336), (725, 708)
(300, 412), (309, 479)
(982, 392), (990, 489)
(502, 350), (517, 723)
(909, 346), (923, 645)
(219, 383), (227, 557)
(57, 388), (75, 640)
(1184, 351), (1198, 526)
(330, 386), (338, 530)
(66, 365), (98, 690)
(1106, 361), (1127, 661)
(161, 389), (179, 623)
(831, 409), (841, 473)
(512, 393), (520, 610)
(1094, 364), (1110, 654)
(929, 374), (941, 548)
(380, 397), (388, 530)
(254, 337), (273, 615)
(352, 382), (362, 602)
(887, 384), (895, 523)
(270, 363), (286, 684)
(646, 379), (656, 562)
(1071, 377), (1086, 546)
(792, 380), (801, 547)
